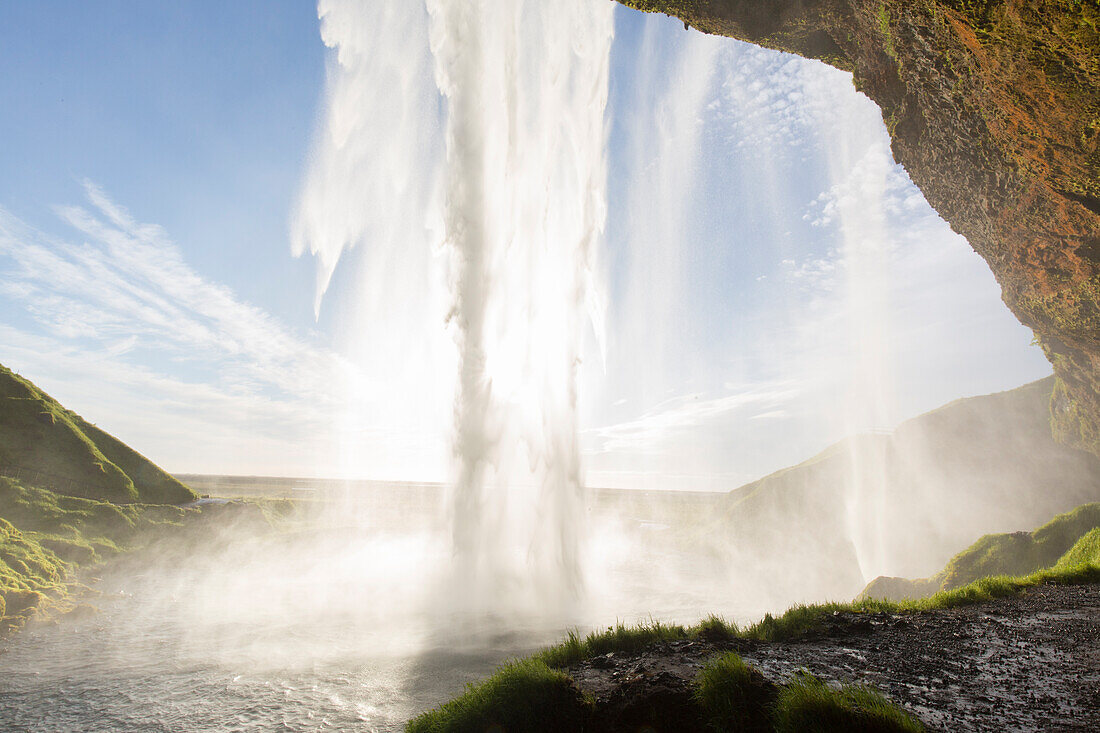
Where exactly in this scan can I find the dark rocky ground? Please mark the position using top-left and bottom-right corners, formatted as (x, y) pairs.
(569, 583), (1100, 732)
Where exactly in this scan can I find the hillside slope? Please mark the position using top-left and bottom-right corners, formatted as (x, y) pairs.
(862, 502), (1100, 601)
(0, 364), (195, 505)
(722, 377), (1100, 598)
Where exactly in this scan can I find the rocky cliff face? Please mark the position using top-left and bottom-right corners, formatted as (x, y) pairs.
(622, 0), (1100, 455)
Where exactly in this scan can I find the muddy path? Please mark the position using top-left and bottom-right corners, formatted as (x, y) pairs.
(568, 583), (1100, 731)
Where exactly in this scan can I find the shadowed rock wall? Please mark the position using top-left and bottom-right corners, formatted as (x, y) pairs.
(621, 0), (1100, 455)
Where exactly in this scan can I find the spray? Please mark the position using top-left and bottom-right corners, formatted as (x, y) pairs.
(427, 0), (613, 611)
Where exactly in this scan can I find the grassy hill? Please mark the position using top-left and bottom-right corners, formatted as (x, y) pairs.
(718, 377), (1100, 602)
(861, 502), (1100, 601)
(0, 363), (200, 632)
(0, 364), (196, 505)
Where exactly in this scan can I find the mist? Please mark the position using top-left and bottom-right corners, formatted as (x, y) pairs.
(2, 2), (1090, 732)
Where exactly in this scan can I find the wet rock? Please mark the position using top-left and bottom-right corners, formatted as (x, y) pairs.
(591, 652), (616, 669)
(590, 669), (707, 733)
(571, 584), (1100, 730)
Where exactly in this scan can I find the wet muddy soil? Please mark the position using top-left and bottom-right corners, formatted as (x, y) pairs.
(569, 583), (1100, 732)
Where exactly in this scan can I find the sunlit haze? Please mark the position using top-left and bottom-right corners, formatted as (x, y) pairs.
(3, 3), (1095, 732)
(0, 3), (1049, 489)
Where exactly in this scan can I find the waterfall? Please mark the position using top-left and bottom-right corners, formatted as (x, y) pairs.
(428, 0), (613, 608)
(294, 0), (614, 612)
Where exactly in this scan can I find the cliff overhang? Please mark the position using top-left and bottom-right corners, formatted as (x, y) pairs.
(621, 0), (1100, 455)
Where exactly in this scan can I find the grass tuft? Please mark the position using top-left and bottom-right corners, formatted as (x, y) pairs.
(695, 651), (775, 732)
(534, 619), (687, 668)
(773, 671), (924, 732)
(695, 613), (739, 642)
(405, 659), (590, 733)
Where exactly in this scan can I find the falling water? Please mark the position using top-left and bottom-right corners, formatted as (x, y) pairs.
(837, 150), (896, 584)
(294, 0), (614, 612)
(428, 0), (613, 610)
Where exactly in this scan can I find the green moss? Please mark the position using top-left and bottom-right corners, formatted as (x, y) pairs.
(405, 659), (591, 733)
(938, 0), (1000, 31)
(877, 3), (896, 60)
(0, 477), (141, 537)
(0, 517), (68, 633)
(35, 534), (98, 565)
(619, 0), (694, 13)
(1020, 274), (1100, 340)
(0, 477), (207, 632)
(1050, 373), (1100, 457)
(773, 672), (925, 733)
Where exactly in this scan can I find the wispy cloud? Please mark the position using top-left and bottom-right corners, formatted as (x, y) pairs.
(710, 45), (869, 158)
(586, 383), (799, 454)
(0, 183), (440, 478)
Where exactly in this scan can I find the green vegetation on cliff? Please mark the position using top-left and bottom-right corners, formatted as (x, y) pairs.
(0, 363), (204, 632)
(939, 503), (1100, 588)
(0, 364), (196, 505)
(0, 476), (288, 634)
(862, 502), (1100, 601)
(1054, 527), (1100, 569)
(0, 364), (308, 634)
(0, 516), (69, 633)
(0, 477), (195, 633)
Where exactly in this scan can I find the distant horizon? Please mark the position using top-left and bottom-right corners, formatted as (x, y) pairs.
(171, 368), (1055, 494)
(172, 471), (728, 496)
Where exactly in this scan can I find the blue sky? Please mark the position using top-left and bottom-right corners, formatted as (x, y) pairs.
(0, 1), (323, 329)
(0, 2), (1051, 486)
